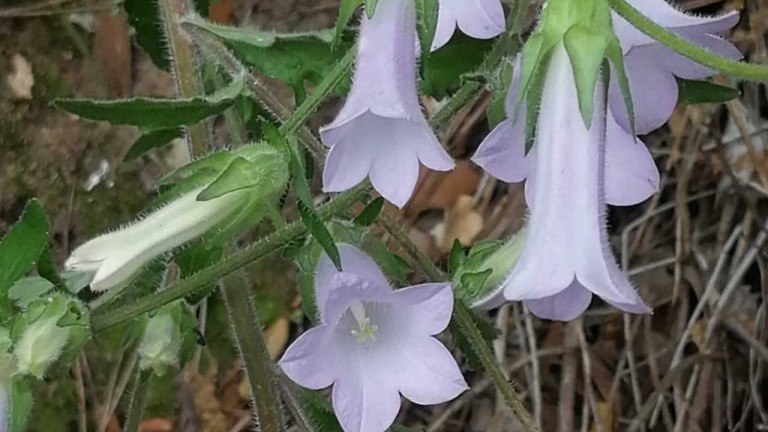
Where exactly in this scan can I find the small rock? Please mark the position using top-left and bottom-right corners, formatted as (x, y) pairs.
(7, 53), (34, 100)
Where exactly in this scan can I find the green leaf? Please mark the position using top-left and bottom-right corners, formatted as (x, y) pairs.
(422, 34), (493, 97)
(0, 200), (48, 317)
(416, 0), (439, 63)
(334, 0), (364, 44)
(677, 78), (740, 105)
(448, 240), (466, 274)
(123, 0), (169, 71)
(125, 127), (185, 161)
(365, 0), (380, 18)
(10, 378), (33, 432)
(605, 36), (636, 136)
(352, 197), (384, 226)
(298, 201), (342, 272)
(8, 277), (55, 308)
(54, 75), (245, 129)
(184, 18), (350, 100)
(563, 25), (609, 127)
(37, 245), (66, 290)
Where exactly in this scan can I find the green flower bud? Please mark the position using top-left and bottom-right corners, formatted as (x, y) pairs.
(14, 311), (70, 379)
(138, 306), (182, 376)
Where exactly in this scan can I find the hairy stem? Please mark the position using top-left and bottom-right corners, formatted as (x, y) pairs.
(91, 186), (367, 331)
(220, 272), (284, 432)
(123, 369), (152, 432)
(159, 0), (209, 158)
(610, 0), (768, 82)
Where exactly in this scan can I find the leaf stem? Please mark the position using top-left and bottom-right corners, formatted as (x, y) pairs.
(220, 272), (284, 432)
(90, 186), (367, 331)
(159, 0), (210, 158)
(610, 0), (768, 82)
(123, 369), (151, 432)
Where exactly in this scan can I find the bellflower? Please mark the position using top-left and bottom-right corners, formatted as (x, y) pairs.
(321, 0), (454, 208)
(471, 0), (742, 320)
(65, 187), (248, 292)
(432, 0), (506, 50)
(280, 244), (467, 432)
(609, 0), (741, 134)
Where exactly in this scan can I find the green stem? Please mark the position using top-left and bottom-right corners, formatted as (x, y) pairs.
(123, 369), (152, 432)
(278, 48), (355, 137)
(220, 272), (284, 432)
(91, 186), (367, 331)
(159, 0), (209, 158)
(453, 301), (539, 431)
(610, 0), (768, 82)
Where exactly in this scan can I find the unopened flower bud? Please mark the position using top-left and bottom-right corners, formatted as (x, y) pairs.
(138, 307), (182, 376)
(14, 309), (70, 379)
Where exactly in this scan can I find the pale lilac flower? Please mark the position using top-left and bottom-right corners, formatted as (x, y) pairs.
(431, 0), (506, 51)
(321, 0), (454, 208)
(610, 0), (741, 134)
(473, 46), (651, 320)
(280, 244), (467, 432)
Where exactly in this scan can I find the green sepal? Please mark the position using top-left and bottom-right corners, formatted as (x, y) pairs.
(415, 0), (439, 61)
(605, 36), (636, 136)
(563, 25), (609, 128)
(335, 0), (364, 45)
(365, 0), (380, 18)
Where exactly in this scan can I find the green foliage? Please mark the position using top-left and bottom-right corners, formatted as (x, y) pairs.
(183, 18), (351, 102)
(677, 78), (740, 104)
(10, 379), (33, 432)
(352, 197), (384, 226)
(422, 35), (494, 97)
(416, 0), (439, 64)
(0, 200), (49, 320)
(123, 0), (170, 71)
(53, 75), (245, 129)
(125, 127), (185, 161)
(335, 0), (364, 44)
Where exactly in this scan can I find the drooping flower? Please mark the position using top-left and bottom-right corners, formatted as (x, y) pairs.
(473, 44), (652, 320)
(471, 0), (742, 319)
(280, 244), (467, 432)
(432, 0), (506, 51)
(609, 0), (741, 134)
(321, 0), (454, 208)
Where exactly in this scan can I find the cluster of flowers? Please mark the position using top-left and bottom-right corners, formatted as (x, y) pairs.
(50, 1), (740, 431)
(292, 0), (739, 430)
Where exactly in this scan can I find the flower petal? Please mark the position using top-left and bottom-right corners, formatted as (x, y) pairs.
(391, 283), (454, 335)
(315, 244), (392, 318)
(332, 365), (401, 432)
(322, 136), (374, 193)
(472, 119), (530, 183)
(279, 326), (336, 390)
(605, 112), (660, 206)
(609, 46), (680, 135)
(524, 281), (593, 321)
(432, 0), (505, 50)
(396, 337), (468, 404)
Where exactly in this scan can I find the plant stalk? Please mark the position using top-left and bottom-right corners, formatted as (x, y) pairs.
(220, 272), (284, 432)
(159, 0), (209, 158)
(123, 369), (152, 432)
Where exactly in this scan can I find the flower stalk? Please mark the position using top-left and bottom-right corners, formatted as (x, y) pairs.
(610, 0), (768, 81)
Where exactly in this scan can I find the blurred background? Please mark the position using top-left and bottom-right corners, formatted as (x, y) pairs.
(0, 0), (766, 430)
